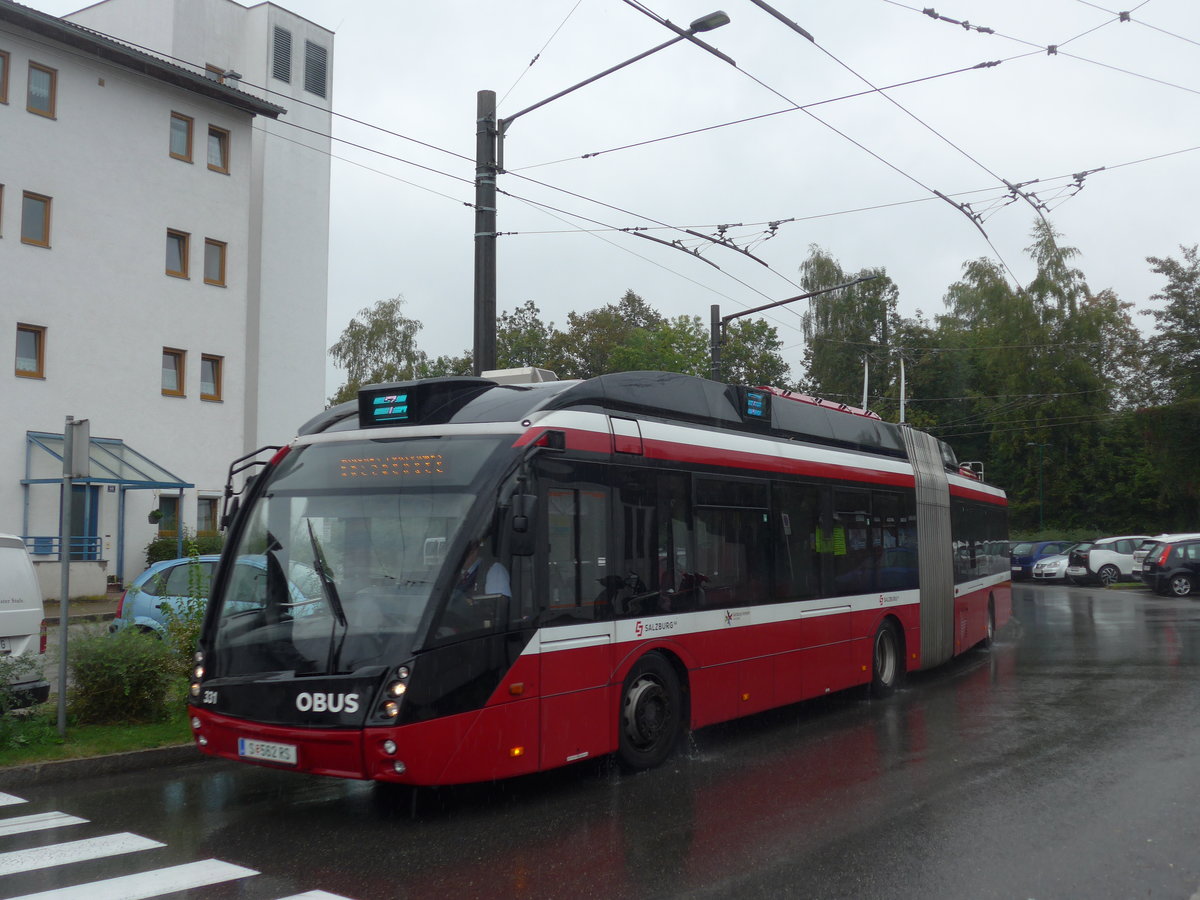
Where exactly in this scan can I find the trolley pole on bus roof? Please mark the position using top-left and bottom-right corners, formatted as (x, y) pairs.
(709, 276), (878, 382)
(473, 11), (734, 376)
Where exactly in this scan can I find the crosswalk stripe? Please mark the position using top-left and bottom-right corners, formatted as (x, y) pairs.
(0, 793), (27, 807)
(276, 892), (358, 899)
(6, 858), (259, 900)
(0, 811), (87, 837)
(0, 833), (165, 876)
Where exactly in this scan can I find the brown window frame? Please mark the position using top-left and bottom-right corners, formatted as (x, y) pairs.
(200, 354), (223, 402)
(162, 348), (186, 397)
(169, 112), (193, 162)
(207, 125), (230, 174)
(0, 50), (9, 104)
(26, 62), (56, 118)
(196, 496), (220, 536)
(166, 229), (190, 278)
(20, 191), (51, 247)
(16, 324), (46, 379)
(203, 238), (227, 286)
(204, 64), (226, 83)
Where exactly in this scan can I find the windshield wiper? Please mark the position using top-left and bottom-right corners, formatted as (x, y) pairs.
(306, 519), (347, 629)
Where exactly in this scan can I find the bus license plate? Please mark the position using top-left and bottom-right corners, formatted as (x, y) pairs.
(238, 738), (297, 765)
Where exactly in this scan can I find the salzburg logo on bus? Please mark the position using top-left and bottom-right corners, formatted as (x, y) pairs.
(724, 610), (751, 626)
(634, 620), (677, 638)
(295, 692), (360, 714)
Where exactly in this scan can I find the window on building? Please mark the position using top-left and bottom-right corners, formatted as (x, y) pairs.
(27, 62), (56, 117)
(16, 324), (46, 379)
(203, 239), (226, 286)
(169, 112), (193, 161)
(200, 354), (223, 401)
(157, 495), (179, 536)
(0, 50), (9, 104)
(197, 496), (219, 536)
(162, 348), (185, 397)
(166, 229), (189, 277)
(304, 40), (327, 97)
(207, 125), (230, 173)
(272, 26), (292, 82)
(20, 192), (51, 247)
(204, 64), (225, 83)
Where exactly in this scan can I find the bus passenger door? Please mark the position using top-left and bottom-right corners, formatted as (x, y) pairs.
(534, 462), (614, 769)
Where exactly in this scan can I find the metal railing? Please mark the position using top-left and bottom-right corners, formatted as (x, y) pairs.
(24, 535), (104, 561)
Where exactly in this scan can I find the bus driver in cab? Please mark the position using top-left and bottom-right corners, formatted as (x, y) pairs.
(440, 537), (510, 636)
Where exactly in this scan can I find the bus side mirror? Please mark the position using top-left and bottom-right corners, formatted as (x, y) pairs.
(510, 493), (536, 557)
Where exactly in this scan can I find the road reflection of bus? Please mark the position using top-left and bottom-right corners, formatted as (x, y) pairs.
(189, 371), (1011, 788)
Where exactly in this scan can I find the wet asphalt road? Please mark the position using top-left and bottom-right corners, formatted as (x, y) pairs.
(2, 581), (1198, 899)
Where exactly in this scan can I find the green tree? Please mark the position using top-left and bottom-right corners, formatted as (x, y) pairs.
(609, 314), (708, 375)
(328, 295), (427, 404)
(496, 301), (572, 373)
(561, 290), (665, 379)
(721, 318), (791, 388)
(1145, 245), (1200, 402)
(797, 246), (899, 402)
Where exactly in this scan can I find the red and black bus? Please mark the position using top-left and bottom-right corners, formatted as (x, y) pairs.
(188, 371), (1010, 785)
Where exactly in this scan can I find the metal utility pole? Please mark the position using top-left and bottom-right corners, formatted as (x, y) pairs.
(473, 12), (733, 377)
(709, 276), (878, 381)
(473, 90), (498, 376)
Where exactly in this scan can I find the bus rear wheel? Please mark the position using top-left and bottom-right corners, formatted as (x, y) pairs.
(617, 652), (682, 771)
(871, 620), (902, 697)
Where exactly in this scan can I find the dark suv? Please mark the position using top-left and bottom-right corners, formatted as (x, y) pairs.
(1140, 538), (1200, 597)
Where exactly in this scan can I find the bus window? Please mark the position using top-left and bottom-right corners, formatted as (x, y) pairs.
(772, 482), (822, 601)
(610, 469), (693, 617)
(694, 476), (770, 608)
(873, 490), (919, 591)
(539, 462), (608, 624)
(832, 489), (874, 596)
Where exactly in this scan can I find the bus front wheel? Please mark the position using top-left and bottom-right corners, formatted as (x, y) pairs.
(871, 620), (902, 697)
(617, 652), (682, 771)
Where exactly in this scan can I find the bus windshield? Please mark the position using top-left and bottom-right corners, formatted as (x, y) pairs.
(209, 436), (508, 678)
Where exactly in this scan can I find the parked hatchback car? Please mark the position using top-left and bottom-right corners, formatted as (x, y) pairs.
(111, 554), (321, 636)
(1067, 535), (1151, 586)
(1140, 537), (1200, 596)
(1132, 533), (1200, 584)
(1010, 540), (1076, 580)
(110, 555), (219, 636)
(1031, 544), (1079, 582)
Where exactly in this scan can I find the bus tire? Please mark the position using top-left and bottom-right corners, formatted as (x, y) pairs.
(871, 620), (902, 698)
(982, 598), (996, 648)
(617, 652), (682, 772)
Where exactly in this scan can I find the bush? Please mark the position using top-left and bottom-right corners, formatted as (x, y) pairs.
(161, 542), (208, 679)
(68, 627), (177, 724)
(0, 655), (51, 751)
(144, 528), (223, 568)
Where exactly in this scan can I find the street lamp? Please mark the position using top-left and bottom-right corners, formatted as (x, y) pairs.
(1027, 442), (1050, 533)
(473, 11), (732, 375)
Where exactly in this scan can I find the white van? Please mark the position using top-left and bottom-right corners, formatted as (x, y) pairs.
(0, 534), (50, 708)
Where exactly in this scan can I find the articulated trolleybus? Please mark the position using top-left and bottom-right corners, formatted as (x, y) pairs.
(189, 370), (1010, 785)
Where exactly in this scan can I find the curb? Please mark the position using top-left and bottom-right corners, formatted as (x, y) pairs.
(0, 743), (201, 788)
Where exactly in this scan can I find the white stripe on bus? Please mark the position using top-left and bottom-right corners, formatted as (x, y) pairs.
(0, 833), (164, 876)
(6, 859), (258, 900)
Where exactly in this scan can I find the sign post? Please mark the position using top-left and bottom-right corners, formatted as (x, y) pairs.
(57, 416), (89, 737)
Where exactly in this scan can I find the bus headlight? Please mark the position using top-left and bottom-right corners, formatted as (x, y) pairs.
(382, 701), (400, 719)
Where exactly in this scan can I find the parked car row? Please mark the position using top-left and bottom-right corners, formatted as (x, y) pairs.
(1013, 531), (1200, 596)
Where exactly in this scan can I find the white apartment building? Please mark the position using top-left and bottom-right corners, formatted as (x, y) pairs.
(0, 0), (333, 596)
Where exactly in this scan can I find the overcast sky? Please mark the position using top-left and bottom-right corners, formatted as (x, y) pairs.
(32, 0), (1200, 393)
